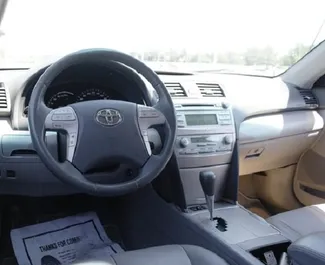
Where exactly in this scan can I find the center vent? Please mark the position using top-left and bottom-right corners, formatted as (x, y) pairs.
(0, 83), (8, 109)
(197, 83), (225, 97)
(299, 89), (318, 107)
(164, 82), (187, 97)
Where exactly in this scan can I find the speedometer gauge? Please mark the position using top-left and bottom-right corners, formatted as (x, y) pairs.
(77, 88), (109, 102)
(47, 91), (76, 109)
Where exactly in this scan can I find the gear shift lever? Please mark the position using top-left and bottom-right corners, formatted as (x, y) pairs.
(199, 171), (216, 221)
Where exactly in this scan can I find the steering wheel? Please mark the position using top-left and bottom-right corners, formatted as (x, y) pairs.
(28, 49), (176, 196)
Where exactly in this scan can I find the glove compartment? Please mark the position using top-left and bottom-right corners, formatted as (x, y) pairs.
(239, 111), (323, 175)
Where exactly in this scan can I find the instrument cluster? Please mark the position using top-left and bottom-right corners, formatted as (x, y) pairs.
(46, 87), (114, 109)
(24, 81), (127, 116)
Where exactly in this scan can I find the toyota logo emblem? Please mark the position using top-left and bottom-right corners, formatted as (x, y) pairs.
(95, 109), (123, 126)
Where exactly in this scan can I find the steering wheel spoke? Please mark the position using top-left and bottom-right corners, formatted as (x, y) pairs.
(44, 106), (79, 162)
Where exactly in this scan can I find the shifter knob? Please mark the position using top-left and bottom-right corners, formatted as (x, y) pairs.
(199, 171), (216, 196)
(199, 171), (216, 221)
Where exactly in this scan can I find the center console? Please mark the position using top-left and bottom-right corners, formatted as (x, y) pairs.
(173, 99), (235, 206)
(166, 81), (291, 265)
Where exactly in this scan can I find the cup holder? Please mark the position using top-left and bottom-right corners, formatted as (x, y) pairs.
(213, 217), (227, 232)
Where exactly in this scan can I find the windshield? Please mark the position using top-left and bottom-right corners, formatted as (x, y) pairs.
(1, 0), (325, 76)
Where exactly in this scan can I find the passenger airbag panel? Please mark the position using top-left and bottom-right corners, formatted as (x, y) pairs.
(239, 111), (323, 144)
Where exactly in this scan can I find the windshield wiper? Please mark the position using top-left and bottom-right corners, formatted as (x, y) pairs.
(193, 68), (237, 74)
(193, 68), (275, 78)
(154, 70), (193, 76)
(310, 18), (325, 50)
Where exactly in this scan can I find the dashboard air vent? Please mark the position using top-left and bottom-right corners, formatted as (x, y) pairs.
(0, 83), (8, 109)
(164, 82), (186, 97)
(197, 83), (225, 97)
(299, 89), (318, 107)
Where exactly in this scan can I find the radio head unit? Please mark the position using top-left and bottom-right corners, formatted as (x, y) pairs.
(175, 103), (233, 129)
(174, 103), (235, 159)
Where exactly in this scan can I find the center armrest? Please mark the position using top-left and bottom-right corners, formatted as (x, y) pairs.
(288, 232), (325, 265)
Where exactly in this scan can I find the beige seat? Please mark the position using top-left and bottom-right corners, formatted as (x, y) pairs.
(267, 204), (325, 241)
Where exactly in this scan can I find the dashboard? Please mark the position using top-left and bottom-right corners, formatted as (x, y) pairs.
(0, 60), (322, 199)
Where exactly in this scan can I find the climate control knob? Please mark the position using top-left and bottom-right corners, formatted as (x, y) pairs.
(223, 135), (232, 145)
(222, 102), (229, 109)
(179, 137), (190, 148)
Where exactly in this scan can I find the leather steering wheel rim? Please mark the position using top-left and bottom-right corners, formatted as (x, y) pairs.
(28, 49), (176, 196)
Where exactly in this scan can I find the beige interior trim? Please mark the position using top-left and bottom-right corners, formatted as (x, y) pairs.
(238, 174), (256, 198)
(253, 166), (302, 212)
(294, 109), (325, 205)
(239, 132), (319, 175)
(238, 192), (271, 218)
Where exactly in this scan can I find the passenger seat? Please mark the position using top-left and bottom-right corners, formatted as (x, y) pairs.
(267, 204), (325, 241)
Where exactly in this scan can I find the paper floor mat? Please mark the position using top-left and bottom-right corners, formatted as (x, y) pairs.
(10, 212), (124, 265)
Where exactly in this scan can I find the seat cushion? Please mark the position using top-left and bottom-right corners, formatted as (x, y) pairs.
(74, 245), (228, 265)
(267, 204), (325, 241)
(288, 232), (325, 265)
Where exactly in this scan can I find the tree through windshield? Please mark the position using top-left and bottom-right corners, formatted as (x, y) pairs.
(0, 0), (325, 76)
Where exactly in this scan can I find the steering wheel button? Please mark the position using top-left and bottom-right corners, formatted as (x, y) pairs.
(52, 115), (60, 120)
(54, 109), (66, 114)
(68, 133), (77, 146)
(141, 134), (152, 155)
(63, 114), (76, 120)
(139, 111), (146, 117)
(149, 111), (159, 117)
(52, 123), (63, 129)
(52, 114), (75, 121)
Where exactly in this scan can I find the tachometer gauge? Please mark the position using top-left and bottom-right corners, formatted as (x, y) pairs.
(77, 88), (109, 102)
(47, 91), (76, 108)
